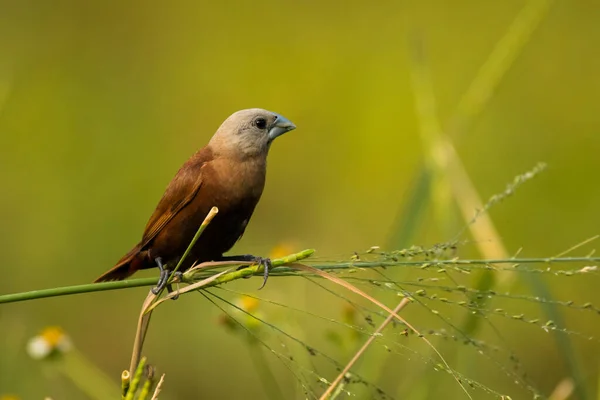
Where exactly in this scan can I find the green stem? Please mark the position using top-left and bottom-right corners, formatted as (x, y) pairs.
(0, 249), (315, 305)
(125, 357), (146, 400)
(0, 253), (595, 305)
(306, 255), (600, 271)
(0, 278), (158, 304)
(138, 376), (154, 400)
(184, 249), (315, 289)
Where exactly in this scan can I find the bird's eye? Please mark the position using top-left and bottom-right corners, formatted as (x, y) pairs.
(254, 117), (267, 129)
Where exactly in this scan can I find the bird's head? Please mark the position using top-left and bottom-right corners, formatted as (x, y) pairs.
(209, 108), (296, 158)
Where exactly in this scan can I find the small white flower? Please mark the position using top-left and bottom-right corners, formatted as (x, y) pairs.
(27, 336), (52, 359)
(26, 326), (72, 360)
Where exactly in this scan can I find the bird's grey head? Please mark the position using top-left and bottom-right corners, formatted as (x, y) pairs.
(209, 108), (296, 158)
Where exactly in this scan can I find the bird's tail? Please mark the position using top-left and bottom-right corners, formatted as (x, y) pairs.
(94, 244), (146, 282)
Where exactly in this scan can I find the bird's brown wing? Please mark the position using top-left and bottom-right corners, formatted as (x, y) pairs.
(94, 150), (210, 283)
(140, 158), (206, 249)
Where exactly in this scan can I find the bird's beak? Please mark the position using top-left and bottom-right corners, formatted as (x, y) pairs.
(268, 114), (296, 142)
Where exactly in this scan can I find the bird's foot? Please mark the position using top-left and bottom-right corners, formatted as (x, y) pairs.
(151, 257), (168, 295)
(252, 256), (272, 290)
(151, 258), (183, 298)
(220, 254), (272, 289)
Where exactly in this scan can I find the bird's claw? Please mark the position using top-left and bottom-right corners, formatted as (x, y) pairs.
(228, 254), (272, 289)
(151, 257), (183, 299)
(151, 257), (168, 295)
(255, 257), (272, 290)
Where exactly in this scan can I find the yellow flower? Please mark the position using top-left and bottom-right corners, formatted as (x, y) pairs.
(269, 243), (296, 259)
(27, 326), (72, 360)
(239, 295), (260, 313)
(216, 295), (263, 333)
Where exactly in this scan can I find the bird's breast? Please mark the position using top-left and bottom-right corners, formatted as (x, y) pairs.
(148, 155), (267, 267)
(183, 157), (266, 259)
(205, 157), (266, 208)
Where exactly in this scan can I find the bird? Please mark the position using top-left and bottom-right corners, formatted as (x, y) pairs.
(94, 108), (296, 293)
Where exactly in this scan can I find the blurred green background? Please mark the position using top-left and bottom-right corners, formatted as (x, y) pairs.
(1, 0), (599, 399)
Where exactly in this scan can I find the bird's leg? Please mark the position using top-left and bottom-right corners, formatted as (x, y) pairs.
(151, 258), (184, 299)
(152, 257), (169, 295)
(218, 254), (272, 289)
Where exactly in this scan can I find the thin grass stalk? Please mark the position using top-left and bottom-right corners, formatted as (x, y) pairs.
(248, 343), (286, 400)
(129, 291), (158, 375)
(288, 263), (472, 399)
(320, 298), (410, 400)
(150, 374), (166, 400)
(0, 254), (598, 305)
(129, 207), (220, 374)
(153, 206), (219, 298)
